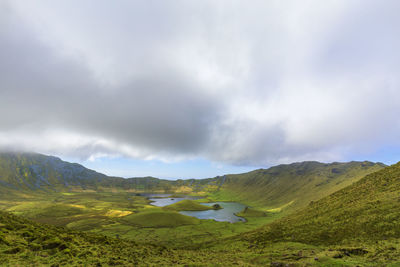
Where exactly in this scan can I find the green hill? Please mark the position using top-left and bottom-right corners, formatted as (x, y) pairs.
(0, 152), (195, 194)
(246, 161), (400, 246)
(209, 161), (385, 212)
(163, 199), (213, 211)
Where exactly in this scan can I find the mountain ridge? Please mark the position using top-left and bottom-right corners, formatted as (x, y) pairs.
(0, 152), (386, 212)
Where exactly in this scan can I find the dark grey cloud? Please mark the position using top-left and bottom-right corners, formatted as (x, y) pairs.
(1, 0), (400, 165)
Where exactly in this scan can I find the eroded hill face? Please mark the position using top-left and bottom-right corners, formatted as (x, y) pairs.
(245, 161), (400, 246)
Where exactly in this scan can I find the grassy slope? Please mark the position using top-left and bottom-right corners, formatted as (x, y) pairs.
(3, 207), (399, 266)
(0, 209), (174, 266)
(245, 161), (400, 246)
(236, 207), (267, 218)
(209, 161), (385, 212)
(0, 152), (195, 193)
(163, 199), (213, 211)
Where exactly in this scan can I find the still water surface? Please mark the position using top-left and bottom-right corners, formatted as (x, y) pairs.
(143, 194), (246, 223)
(180, 202), (246, 223)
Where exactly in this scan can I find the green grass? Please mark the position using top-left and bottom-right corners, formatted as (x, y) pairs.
(3, 206), (400, 267)
(94, 214), (280, 248)
(0, 209), (174, 266)
(121, 210), (200, 228)
(0, 191), (278, 248)
(244, 161), (400, 246)
(236, 207), (267, 217)
(163, 199), (213, 211)
(207, 161), (385, 212)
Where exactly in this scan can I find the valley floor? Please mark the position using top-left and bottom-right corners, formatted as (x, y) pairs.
(0, 191), (279, 249)
(2, 191), (400, 266)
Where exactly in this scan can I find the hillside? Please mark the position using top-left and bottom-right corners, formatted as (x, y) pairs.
(246, 161), (400, 246)
(0, 209), (173, 266)
(0, 153), (386, 215)
(0, 152), (192, 194)
(210, 161), (386, 211)
(0, 208), (289, 266)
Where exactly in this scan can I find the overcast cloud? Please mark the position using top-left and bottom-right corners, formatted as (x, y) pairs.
(0, 0), (400, 166)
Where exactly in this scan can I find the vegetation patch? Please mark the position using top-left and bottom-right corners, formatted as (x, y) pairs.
(121, 210), (200, 228)
(163, 199), (213, 211)
(237, 207), (267, 217)
(243, 162), (400, 246)
(105, 209), (132, 217)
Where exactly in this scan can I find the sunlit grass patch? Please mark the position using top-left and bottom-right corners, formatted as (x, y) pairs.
(267, 200), (294, 213)
(105, 210), (132, 217)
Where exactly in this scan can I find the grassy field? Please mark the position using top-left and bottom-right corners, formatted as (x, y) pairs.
(2, 207), (400, 266)
(0, 191), (280, 249)
(121, 210), (200, 228)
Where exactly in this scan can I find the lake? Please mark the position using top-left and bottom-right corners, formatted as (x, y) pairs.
(148, 195), (203, 207)
(180, 202), (246, 223)
(142, 193), (246, 223)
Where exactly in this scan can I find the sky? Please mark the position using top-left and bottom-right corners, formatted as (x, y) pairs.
(1, 0), (400, 179)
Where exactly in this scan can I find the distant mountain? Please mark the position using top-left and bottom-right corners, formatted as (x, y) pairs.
(0, 152), (183, 193)
(245, 161), (400, 245)
(0, 152), (106, 192)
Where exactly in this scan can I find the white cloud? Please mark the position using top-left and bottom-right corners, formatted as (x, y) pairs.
(1, 0), (400, 166)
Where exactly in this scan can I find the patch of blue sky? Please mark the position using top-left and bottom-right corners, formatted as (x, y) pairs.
(67, 156), (260, 180)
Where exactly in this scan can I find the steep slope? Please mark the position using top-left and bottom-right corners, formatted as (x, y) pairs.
(0, 152), (108, 192)
(246, 161), (400, 245)
(210, 161), (386, 211)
